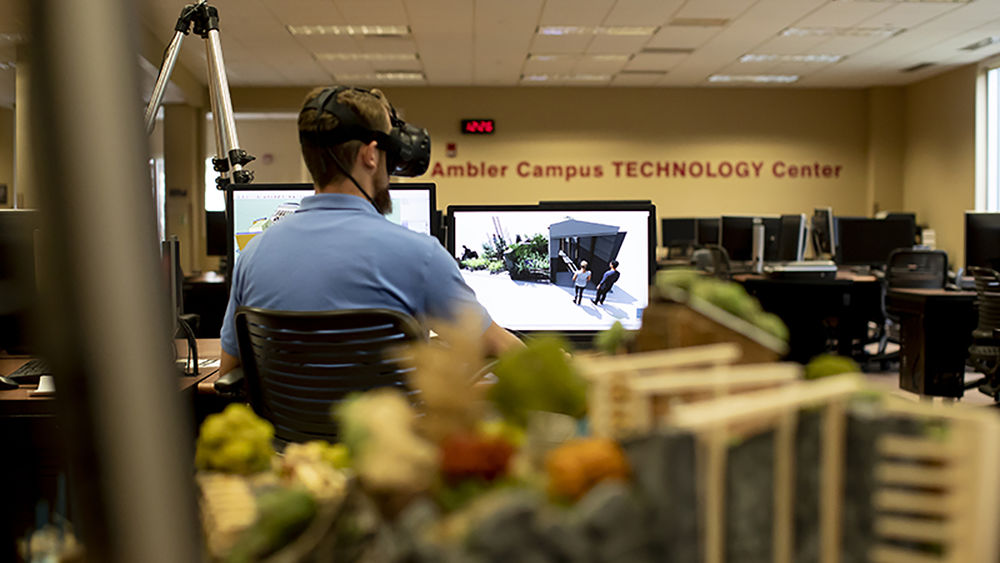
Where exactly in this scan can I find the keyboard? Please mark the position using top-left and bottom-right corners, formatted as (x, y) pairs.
(8, 358), (52, 384)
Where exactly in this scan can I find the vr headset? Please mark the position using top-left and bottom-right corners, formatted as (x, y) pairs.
(298, 86), (431, 177)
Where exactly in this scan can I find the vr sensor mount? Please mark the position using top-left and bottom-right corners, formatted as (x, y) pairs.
(143, 0), (255, 188)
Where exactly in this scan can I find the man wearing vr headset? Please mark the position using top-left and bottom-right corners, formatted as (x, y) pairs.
(219, 86), (520, 376)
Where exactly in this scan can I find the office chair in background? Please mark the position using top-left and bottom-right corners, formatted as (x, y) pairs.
(216, 307), (425, 444)
(865, 249), (948, 370)
(968, 267), (1000, 400)
(690, 244), (731, 280)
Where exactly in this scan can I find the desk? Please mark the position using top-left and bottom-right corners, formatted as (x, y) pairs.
(0, 339), (223, 550)
(886, 289), (977, 398)
(736, 271), (883, 363)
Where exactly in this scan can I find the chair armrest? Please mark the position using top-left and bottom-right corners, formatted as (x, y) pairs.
(214, 367), (245, 394)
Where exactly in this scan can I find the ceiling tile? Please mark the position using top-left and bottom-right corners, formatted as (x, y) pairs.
(539, 0), (617, 26)
(317, 60), (375, 74)
(258, 0), (343, 25)
(523, 57), (579, 74)
(863, 3), (961, 29)
(793, 1), (892, 29)
(673, 0), (757, 21)
(335, 0), (408, 24)
(531, 33), (594, 53)
(587, 34), (650, 54)
(750, 34), (829, 56)
(647, 25), (722, 49)
(625, 52), (688, 71)
(575, 56), (630, 74)
(603, 0), (685, 26)
(356, 36), (419, 53)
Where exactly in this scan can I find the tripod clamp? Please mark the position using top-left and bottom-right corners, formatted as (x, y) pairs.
(144, 1), (255, 189)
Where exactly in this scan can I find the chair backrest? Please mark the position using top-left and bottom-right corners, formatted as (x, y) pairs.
(886, 249), (948, 289)
(234, 307), (425, 443)
(691, 244), (731, 280)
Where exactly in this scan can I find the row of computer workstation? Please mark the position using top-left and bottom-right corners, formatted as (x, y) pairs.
(6, 186), (1000, 397)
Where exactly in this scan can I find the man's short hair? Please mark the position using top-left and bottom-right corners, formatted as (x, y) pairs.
(611, 260), (619, 268)
(298, 87), (392, 187)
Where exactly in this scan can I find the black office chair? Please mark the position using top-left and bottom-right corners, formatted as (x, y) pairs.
(221, 307), (425, 444)
(865, 249), (948, 369)
(690, 244), (731, 280)
(968, 267), (1000, 400)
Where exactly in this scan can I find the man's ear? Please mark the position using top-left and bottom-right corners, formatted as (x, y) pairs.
(359, 140), (379, 171)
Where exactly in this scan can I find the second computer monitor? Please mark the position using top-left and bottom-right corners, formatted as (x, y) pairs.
(696, 218), (720, 245)
(836, 217), (916, 266)
(777, 214), (807, 262)
(720, 215), (780, 262)
(965, 212), (1000, 271)
(661, 218), (697, 248)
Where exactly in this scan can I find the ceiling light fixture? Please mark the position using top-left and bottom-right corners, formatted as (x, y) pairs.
(962, 36), (1000, 51)
(337, 71), (425, 81)
(315, 53), (418, 61)
(668, 18), (730, 27)
(527, 54), (629, 62)
(521, 73), (612, 82)
(0, 62), (16, 71)
(836, 0), (969, 3)
(287, 25), (410, 37)
(781, 26), (903, 38)
(739, 54), (844, 63)
(537, 26), (656, 36)
(709, 74), (799, 84)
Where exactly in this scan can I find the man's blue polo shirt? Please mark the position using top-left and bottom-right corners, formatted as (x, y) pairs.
(220, 193), (490, 357)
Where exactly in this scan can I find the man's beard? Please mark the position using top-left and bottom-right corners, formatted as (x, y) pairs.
(373, 184), (393, 216)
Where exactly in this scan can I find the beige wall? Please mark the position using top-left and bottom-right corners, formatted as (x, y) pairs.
(0, 107), (13, 209)
(233, 86), (873, 220)
(902, 65), (978, 269)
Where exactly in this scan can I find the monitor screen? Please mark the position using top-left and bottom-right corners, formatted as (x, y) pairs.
(206, 211), (227, 256)
(778, 214), (806, 262)
(965, 212), (1000, 270)
(696, 217), (720, 245)
(836, 217), (916, 266)
(0, 210), (39, 354)
(720, 216), (780, 262)
(811, 207), (836, 257)
(448, 204), (654, 332)
(661, 218), (697, 247)
(228, 182), (437, 270)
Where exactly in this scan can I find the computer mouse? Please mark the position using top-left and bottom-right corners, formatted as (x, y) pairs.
(0, 375), (19, 390)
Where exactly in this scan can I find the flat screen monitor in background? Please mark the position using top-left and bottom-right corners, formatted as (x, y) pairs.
(448, 203), (654, 333)
(227, 182), (438, 275)
(811, 207), (836, 257)
(661, 218), (697, 248)
(696, 217), (720, 245)
(778, 214), (807, 262)
(0, 210), (39, 354)
(719, 216), (781, 262)
(836, 217), (916, 266)
(205, 211), (227, 256)
(965, 212), (1000, 271)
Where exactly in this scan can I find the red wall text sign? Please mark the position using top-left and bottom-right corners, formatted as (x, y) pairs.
(429, 160), (844, 182)
(460, 119), (495, 134)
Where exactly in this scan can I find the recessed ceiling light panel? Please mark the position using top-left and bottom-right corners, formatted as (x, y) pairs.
(537, 26), (656, 36)
(316, 53), (418, 61)
(781, 26), (903, 38)
(709, 74), (800, 84)
(287, 25), (410, 37)
(521, 73), (612, 82)
(962, 36), (1000, 51)
(740, 54), (844, 63)
(337, 71), (425, 81)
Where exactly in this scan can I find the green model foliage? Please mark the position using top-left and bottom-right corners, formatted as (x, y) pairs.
(488, 335), (588, 427)
(225, 488), (317, 563)
(594, 321), (631, 355)
(804, 354), (860, 380)
(195, 403), (275, 475)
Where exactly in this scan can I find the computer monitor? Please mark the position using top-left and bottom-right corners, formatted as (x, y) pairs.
(0, 210), (39, 354)
(696, 217), (720, 245)
(965, 212), (1000, 270)
(719, 215), (779, 262)
(836, 217), (916, 266)
(227, 182), (438, 275)
(661, 218), (697, 248)
(778, 214), (807, 262)
(205, 211), (227, 256)
(811, 207), (836, 257)
(447, 202), (655, 332)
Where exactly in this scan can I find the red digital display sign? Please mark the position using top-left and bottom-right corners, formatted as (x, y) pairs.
(461, 119), (495, 134)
